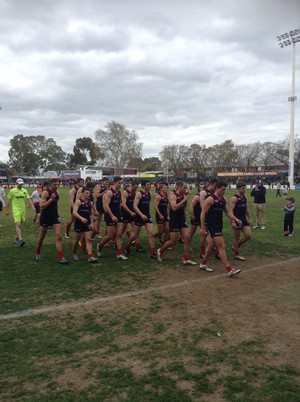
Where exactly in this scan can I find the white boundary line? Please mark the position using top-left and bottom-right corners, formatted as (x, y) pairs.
(1, 257), (300, 321)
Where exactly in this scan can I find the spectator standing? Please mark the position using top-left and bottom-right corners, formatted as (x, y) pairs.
(276, 182), (281, 197)
(31, 185), (42, 224)
(283, 197), (295, 237)
(250, 180), (267, 229)
(282, 185), (288, 198)
(5, 178), (35, 245)
(0, 180), (6, 227)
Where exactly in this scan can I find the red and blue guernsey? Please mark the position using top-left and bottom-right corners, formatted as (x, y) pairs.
(138, 190), (151, 219)
(206, 194), (226, 237)
(74, 200), (93, 232)
(122, 189), (135, 214)
(233, 193), (247, 221)
(170, 190), (186, 226)
(96, 184), (107, 214)
(157, 191), (169, 220)
(109, 189), (122, 219)
(40, 189), (60, 227)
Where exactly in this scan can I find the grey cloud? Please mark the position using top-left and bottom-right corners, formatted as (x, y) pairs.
(0, 0), (299, 163)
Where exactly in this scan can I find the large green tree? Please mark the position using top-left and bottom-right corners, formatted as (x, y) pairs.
(187, 144), (208, 178)
(159, 145), (189, 177)
(142, 157), (162, 171)
(95, 121), (142, 175)
(8, 134), (67, 175)
(69, 137), (104, 167)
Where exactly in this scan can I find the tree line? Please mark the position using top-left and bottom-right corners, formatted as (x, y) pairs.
(1, 120), (299, 177)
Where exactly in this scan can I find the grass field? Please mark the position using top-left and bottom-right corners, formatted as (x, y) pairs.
(1, 186), (300, 401)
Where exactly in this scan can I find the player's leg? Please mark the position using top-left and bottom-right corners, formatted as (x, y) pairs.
(15, 221), (23, 243)
(145, 223), (156, 257)
(72, 231), (82, 259)
(65, 214), (75, 238)
(157, 231), (178, 261)
(53, 223), (67, 262)
(84, 230), (97, 261)
(239, 226), (251, 248)
(125, 224), (141, 253)
(36, 226), (48, 260)
(163, 221), (170, 243)
(181, 227), (196, 265)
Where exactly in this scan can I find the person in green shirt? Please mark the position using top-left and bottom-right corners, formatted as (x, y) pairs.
(5, 178), (35, 246)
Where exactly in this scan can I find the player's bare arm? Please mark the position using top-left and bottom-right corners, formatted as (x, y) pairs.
(199, 190), (207, 209)
(224, 201), (242, 225)
(200, 196), (213, 233)
(154, 194), (163, 220)
(72, 199), (88, 224)
(103, 190), (117, 221)
(68, 188), (76, 207)
(229, 195), (238, 228)
(169, 193), (189, 212)
(121, 191), (135, 216)
(40, 190), (55, 210)
(190, 195), (199, 220)
(133, 191), (147, 220)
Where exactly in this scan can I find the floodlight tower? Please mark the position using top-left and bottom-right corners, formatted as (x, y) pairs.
(277, 28), (300, 188)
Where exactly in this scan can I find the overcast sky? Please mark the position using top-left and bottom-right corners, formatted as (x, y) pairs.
(0, 0), (299, 163)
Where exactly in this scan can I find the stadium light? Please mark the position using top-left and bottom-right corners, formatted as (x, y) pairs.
(277, 28), (300, 188)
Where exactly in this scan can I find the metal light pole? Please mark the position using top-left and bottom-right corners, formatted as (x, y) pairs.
(277, 28), (300, 187)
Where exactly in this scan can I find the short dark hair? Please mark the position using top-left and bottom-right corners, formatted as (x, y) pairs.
(114, 176), (122, 183)
(49, 178), (58, 184)
(102, 177), (108, 181)
(216, 180), (228, 189)
(236, 181), (246, 189)
(141, 180), (150, 187)
(76, 178), (84, 184)
(85, 182), (94, 189)
(209, 178), (218, 185)
(175, 180), (184, 187)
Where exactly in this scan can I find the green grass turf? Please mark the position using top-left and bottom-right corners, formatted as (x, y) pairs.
(1, 186), (300, 401)
(1, 302), (300, 401)
(0, 186), (299, 315)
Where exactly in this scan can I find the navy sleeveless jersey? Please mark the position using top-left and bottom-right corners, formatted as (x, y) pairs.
(157, 192), (168, 218)
(138, 190), (151, 218)
(206, 194), (226, 226)
(233, 193), (247, 220)
(170, 190), (185, 223)
(109, 189), (122, 217)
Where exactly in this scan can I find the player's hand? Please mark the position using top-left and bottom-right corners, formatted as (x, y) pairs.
(81, 218), (88, 224)
(231, 221), (237, 229)
(184, 194), (190, 201)
(235, 218), (242, 226)
(130, 211), (136, 217)
(142, 214), (148, 221)
(200, 226), (207, 235)
(51, 193), (56, 199)
(112, 215), (118, 222)
(159, 214), (163, 220)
